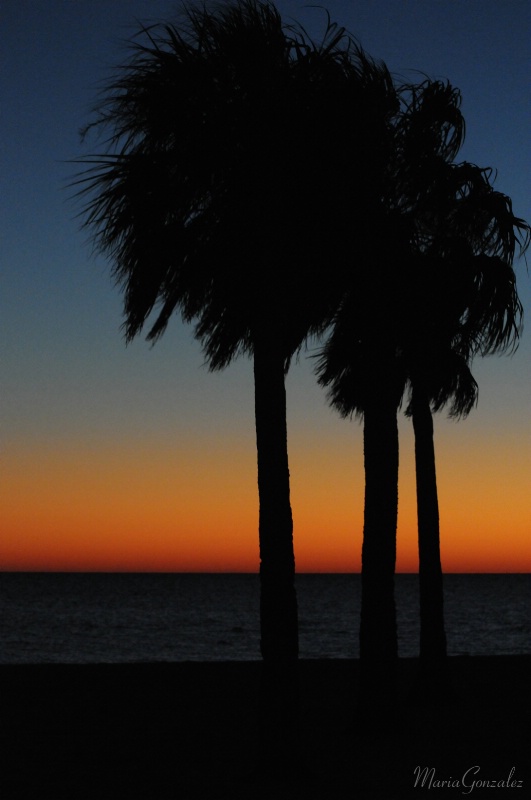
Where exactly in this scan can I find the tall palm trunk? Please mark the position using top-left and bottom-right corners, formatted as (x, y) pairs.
(411, 385), (447, 664)
(410, 382), (450, 705)
(359, 383), (399, 707)
(253, 325), (299, 762)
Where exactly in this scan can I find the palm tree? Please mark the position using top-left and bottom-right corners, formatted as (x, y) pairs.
(407, 347), (477, 667)
(395, 75), (529, 665)
(317, 75), (529, 707)
(316, 274), (406, 707)
(401, 194), (528, 700)
(71, 0), (398, 750)
(395, 86), (529, 696)
(315, 79), (463, 706)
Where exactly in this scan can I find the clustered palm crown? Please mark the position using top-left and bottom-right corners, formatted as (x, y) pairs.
(317, 71), (529, 422)
(73, 0), (401, 373)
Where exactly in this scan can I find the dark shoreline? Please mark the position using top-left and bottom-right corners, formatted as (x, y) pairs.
(2, 656), (530, 798)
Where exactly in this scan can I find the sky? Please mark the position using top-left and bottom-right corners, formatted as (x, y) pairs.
(1, 0), (530, 573)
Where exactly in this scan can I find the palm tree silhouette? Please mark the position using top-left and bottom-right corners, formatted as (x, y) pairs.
(401, 181), (528, 699)
(72, 0), (398, 751)
(316, 80), (467, 703)
(407, 345), (477, 668)
(316, 278), (406, 706)
(395, 77), (528, 680)
(317, 76), (528, 707)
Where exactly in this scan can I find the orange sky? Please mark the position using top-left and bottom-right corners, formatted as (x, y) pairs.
(2, 411), (529, 573)
(2, 1), (529, 576)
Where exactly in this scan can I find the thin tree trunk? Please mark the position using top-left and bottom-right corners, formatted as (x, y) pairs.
(253, 327), (299, 768)
(411, 387), (447, 664)
(410, 385), (450, 706)
(359, 389), (399, 708)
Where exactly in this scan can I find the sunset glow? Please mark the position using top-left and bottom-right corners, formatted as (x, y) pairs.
(1, 1), (529, 576)
(2, 418), (529, 573)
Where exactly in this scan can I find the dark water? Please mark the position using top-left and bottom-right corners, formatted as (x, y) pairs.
(0, 573), (529, 663)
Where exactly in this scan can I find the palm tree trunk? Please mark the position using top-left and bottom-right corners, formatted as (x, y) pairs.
(253, 327), (299, 766)
(359, 388), (399, 707)
(411, 387), (447, 665)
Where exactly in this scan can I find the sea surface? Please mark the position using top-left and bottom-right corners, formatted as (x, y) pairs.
(0, 573), (529, 664)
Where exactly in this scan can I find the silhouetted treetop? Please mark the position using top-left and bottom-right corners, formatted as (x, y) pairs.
(73, 0), (399, 371)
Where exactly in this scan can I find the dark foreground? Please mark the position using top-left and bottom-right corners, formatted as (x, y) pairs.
(1, 657), (530, 799)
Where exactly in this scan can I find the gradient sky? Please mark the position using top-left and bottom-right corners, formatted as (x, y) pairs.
(1, 0), (530, 572)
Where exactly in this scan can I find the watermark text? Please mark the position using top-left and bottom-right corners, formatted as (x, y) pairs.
(414, 766), (523, 794)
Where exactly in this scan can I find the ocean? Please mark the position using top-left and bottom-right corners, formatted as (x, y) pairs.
(0, 573), (529, 664)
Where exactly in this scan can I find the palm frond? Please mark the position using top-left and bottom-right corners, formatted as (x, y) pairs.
(314, 64), (527, 423)
(71, 0), (401, 369)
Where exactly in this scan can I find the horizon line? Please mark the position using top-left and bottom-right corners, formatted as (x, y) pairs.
(1, 570), (529, 576)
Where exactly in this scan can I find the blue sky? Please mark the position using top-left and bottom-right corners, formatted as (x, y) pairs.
(1, 1), (530, 571)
